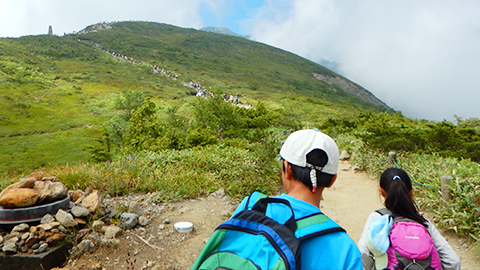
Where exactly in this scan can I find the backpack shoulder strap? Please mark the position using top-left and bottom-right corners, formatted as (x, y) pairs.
(295, 213), (346, 241)
(245, 191), (268, 210)
(245, 192), (346, 240)
(375, 207), (392, 216)
(243, 191), (297, 233)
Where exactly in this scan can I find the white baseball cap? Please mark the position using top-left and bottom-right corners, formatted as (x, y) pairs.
(279, 129), (339, 175)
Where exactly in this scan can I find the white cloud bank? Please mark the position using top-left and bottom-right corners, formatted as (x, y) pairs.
(246, 0), (480, 121)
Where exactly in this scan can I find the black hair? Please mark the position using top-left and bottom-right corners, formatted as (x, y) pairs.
(380, 168), (428, 227)
(283, 149), (334, 191)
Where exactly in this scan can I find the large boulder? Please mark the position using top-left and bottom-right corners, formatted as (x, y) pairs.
(0, 176), (38, 198)
(0, 188), (40, 208)
(20, 171), (44, 182)
(0, 172), (68, 208)
(80, 190), (102, 213)
(33, 180), (68, 203)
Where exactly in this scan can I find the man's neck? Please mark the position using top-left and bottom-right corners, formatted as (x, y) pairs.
(287, 187), (324, 208)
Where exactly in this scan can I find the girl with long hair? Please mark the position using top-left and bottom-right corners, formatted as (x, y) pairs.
(358, 168), (460, 270)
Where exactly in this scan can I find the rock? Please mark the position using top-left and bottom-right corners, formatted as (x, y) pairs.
(36, 230), (52, 241)
(76, 228), (90, 242)
(102, 225), (122, 239)
(19, 246), (28, 253)
(21, 232), (30, 240)
(105, 206), (119, 219)
(33, 180), (68, 203)
(18, 239), (25, 247)
(5, 232), (20, 241)
(58, 225), (67, 233)
(80, 190), (102, 213)
(75, 217), (87, 225)
(69, 189), (85, 202)
(71, 206), (90, 217)
(179, 207), (190, 214)
(0, 235), (3, 244)
(55, 209), (78, 227)
(37, 221), (60, 231)
(34, 243), (48, 253)
(339, 150), (350, 160)
(42, 176), (59, 182)
(92, 220), (105, 231)
(128, 201), (144, 216)
(29, 226), (37, 234)
(2, 240), (18, 253)
(25, 236), (40, 249)
(21, 171), (44, 182)
(46, 233), (65, 246)
(11, 223), (30, 233)
(163, 218), (171, 224)
(209, 188), (225, 198)
(40, 214), (55, 224)
(76, 239), (95, 253)
(0, 188), (40, 208)
(138, 216), (149, 226)
(99, 238), (120, 247)
(119, 213), (138, 230)
(0, 176), (37, 198)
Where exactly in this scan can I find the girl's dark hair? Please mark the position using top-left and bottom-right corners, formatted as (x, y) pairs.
(283, 149), (334, 191)
(380, 168), (428, 226)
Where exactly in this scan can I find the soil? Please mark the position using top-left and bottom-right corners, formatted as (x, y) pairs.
(56, 161), (479, 270)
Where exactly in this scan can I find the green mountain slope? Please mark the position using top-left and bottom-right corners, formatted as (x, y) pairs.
(0, 21), (392, 174)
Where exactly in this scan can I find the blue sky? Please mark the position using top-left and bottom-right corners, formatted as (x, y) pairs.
(199, 0), (266, 36)
(1, 0), (480, 122)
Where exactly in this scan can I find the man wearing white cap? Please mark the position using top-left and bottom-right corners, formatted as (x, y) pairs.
(231, 129), (362, 270)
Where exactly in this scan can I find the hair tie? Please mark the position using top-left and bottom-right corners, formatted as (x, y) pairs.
(306, 163), (323, 193)
(310, 168), (317, 193)
(393, 175), (401, 181)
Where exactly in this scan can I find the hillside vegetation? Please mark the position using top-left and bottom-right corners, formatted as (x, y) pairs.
(0, 21), (479, 241)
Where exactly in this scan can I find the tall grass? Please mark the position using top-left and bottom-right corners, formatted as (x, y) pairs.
(48, 144), (282, 200)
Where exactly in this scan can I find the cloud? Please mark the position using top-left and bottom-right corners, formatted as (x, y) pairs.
(246, 0), (480, 121)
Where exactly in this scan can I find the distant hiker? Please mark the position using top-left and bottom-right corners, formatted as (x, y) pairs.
(358, 168), (461, 270)
(192, 129), (362, 270)
(223, 93), (227, 101)
(229, 94), (234, 102)
(235, 93), (239, 104)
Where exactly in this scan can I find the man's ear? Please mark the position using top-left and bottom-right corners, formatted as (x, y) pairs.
(326, 174), (337, 188)
(283, 160), (293, 180)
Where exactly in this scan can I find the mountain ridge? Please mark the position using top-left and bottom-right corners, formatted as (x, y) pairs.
(70, 21), (392, 111)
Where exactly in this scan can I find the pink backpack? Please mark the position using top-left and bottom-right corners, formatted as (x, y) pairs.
(377, 209), (442, 270)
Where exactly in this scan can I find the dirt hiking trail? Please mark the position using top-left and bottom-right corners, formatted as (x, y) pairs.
(59, 160), (479, 269)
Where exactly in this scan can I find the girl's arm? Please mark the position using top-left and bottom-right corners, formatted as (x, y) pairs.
(427, 221), (461, 270)
(358, 212), (382, 270)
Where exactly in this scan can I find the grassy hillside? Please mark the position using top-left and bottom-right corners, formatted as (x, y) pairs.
(0, 21), (389, 175)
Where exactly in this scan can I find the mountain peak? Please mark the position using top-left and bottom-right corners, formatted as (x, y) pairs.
(199, 27), (244, 38)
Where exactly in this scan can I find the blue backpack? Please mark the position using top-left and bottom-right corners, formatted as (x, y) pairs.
(191, 192), (345, 270)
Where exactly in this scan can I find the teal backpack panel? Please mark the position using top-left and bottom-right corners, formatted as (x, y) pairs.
(191, 192), (346, 270)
